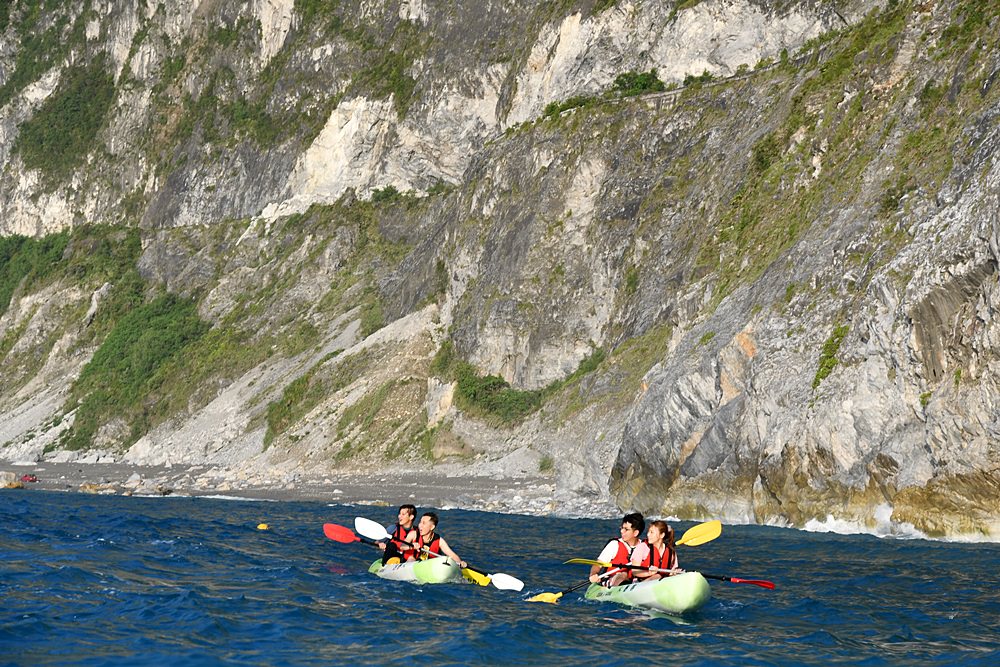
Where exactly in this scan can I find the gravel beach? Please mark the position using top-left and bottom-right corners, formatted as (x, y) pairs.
(1, 459), (562, 515)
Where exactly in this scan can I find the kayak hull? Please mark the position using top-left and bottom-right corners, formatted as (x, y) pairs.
(584, 572), (711, 614)
(368, 556), (462, 584)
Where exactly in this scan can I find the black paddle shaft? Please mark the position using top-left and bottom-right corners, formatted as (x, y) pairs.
(561, 579), (595, 595)
(560, 566), (626, 596)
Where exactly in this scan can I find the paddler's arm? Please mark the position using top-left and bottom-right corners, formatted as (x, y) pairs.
(394, 529), (417, 559)
(378, 524), (395, 551)
(437, 537), (467, 569)
(589, 540), (619, 583)
(630, 543), (655, 579)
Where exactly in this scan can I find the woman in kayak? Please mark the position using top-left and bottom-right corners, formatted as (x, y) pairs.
(413, 512), (467, 568)
(379, 504), (418, 565)
(632, 520), (680, 581)
(589, 512), (644, 587)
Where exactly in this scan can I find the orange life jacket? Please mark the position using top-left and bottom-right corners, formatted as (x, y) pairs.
(599, 538), (637, 585)
(391, 523), (416, 560)
(641, 540), (677, 572)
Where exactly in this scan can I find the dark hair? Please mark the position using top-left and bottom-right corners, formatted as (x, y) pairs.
(622, 512), (644, 534)
(422, 511), (439, 527)
(399, 504), (416, 517)
(649, 520), (673, 544)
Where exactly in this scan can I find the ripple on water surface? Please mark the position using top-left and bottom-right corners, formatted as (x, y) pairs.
(1, 490), (999, 666)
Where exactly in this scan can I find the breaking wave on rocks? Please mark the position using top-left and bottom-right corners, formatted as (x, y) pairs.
(802, 504), (928, 540)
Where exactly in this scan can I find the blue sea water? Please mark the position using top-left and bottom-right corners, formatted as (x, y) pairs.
(1, 490), (998, 666)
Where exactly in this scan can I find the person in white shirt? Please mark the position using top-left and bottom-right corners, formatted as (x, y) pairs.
(588, 512), (644, 587)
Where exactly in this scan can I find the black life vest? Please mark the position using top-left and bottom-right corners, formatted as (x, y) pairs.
(391, 523), (416, 559)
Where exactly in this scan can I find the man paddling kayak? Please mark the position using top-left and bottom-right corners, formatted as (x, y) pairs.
(631, 519), (680, 580)
(589, 512), (644, 587)
(413, 512), (466, 568)
(378, 504), (417, 565)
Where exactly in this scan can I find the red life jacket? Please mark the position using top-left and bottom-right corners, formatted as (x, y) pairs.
(416, 531), (443, 560)
(641, 540), (677, 572)
(391, 523), (416, 560)
(599, 538), (637, 584)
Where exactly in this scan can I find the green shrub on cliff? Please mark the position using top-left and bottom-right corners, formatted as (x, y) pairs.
(15, 56), (116, 183)
(431, 341), (607, 425)
(359, 291), (385, 337)
(543, 95), (598, 120)
(0, 232), (70, 316)
(265, 370), (327, 448)
(455, 362), (543, 424)
(371, 185), (403, 203)
(683, 70), (714, 86)
(694, 0), (913, 306)
(0, 2), (84, 109)
(614, 69), (666, 97)
(813, 324), (850, 390)
(432, 343), (543, 423)
(337, 380), (397, 436)
(63, 294), (209, 450)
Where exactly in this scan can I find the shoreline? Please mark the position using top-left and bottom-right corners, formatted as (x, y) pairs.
(0, 459), (569, 516)
(5, 460), (997, 543)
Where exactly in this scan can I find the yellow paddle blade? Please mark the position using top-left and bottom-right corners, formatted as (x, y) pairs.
(564, 558), (610, 566)
(526, 591), (564, 604)
(676, 519), (722, 546)
(462, 568), (491, 586)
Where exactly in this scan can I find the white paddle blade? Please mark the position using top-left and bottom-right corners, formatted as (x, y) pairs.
(489, 573), (524, 591)
(354, 516), (392, 541)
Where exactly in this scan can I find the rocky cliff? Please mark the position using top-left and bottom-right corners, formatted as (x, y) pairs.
(1, 0), (998, 538)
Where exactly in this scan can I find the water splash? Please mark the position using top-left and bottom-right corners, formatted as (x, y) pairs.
(803, 503), (927, 539)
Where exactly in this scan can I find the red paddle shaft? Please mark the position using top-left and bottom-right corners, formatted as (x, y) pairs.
(701, 573), (775, 589)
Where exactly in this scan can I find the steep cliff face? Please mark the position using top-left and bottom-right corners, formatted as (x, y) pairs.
(2, 0), (999, 538)
(0, 0), (870, 230)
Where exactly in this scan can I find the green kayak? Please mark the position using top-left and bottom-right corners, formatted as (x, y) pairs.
(368, 556), (462, 584)
(585, 572), (711, 614)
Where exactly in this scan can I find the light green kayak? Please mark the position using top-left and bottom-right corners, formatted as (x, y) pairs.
(368, 556), (462, 584)
(585, 572), (711, 614)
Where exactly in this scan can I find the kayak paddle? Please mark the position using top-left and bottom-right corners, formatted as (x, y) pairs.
(353, 516), (524, 592)
(564, 560), (775, 590)
(529, 520), (726, 604)
(323, 522), (380, 546)
(700, 573), (775, 589)
(525, 567), (623, 604)
(562, 518), (721, 569)
(324, 522), (490, 582)
(675, 519), (722, 546)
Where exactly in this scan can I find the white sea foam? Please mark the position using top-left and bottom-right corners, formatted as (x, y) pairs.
(802, 504), (928, 540)
(199, 494), (277, 502)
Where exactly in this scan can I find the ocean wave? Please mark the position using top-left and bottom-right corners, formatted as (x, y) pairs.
(802, 504), (928, 540)
(197, 494), (278, 502)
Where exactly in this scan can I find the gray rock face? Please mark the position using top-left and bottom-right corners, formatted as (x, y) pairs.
(1, 0), (999, 539)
